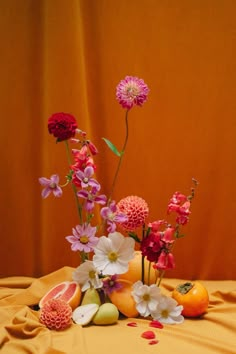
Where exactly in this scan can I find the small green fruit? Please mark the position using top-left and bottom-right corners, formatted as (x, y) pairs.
(81, 288), (101, 306)
(93, 303), (119, 325)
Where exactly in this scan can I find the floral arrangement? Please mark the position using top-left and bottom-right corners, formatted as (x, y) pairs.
(39, 76), (198, 334)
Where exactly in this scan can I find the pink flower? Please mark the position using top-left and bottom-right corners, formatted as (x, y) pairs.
(116, 76), (149, 109)
(48, 112), (78, 142)
(75, 166), (99, 189)
(87, 140), (98, 155)
(102, 275), (123, 294)
(65, 223), (98, 252)
(167, 191), (191, 226)
(39, 174), (62, 199)
(117, 196), (149, 231)
(77, 187), (107, 211)
(39, 299), (72, 330)
(154, 251), (175, 271)
(100, 201), (128, 232)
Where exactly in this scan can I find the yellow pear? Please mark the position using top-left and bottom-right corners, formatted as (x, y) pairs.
(93, 303), (119, 325)
(81, 288), (101, 306)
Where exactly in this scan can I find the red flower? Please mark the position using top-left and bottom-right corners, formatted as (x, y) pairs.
(140, 232), (162, 262)
(48, 112), (78, 142)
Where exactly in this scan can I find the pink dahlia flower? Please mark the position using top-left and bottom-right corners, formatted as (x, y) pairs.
(116, 76), (149, 109)
(39, 299), (72, 330)
(48, 112), (78, 142)
(117, 195), (149, 231)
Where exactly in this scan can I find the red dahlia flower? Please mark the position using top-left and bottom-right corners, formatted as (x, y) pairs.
(48, 112), (78, 142)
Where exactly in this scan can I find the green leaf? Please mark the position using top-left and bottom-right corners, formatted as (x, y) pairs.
(128, 232), (141, 243)
(102, 137), (122, 157)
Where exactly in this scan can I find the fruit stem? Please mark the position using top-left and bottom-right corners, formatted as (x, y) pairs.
(177, 282), (194, 294)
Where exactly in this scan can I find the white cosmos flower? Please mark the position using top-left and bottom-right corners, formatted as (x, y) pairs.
(93, 232), (135, 275)
(132, 280), (161, 317)
(72, 260), (103, 291)
(151, 295), (184, 324)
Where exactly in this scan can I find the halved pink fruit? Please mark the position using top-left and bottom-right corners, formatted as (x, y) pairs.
(39, 281), (81, 310)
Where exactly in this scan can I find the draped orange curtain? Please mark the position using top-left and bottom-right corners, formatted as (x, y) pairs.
(0, 0), (235, 280)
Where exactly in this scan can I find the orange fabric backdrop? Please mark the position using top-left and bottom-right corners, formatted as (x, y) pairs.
(0, 0), (235, 280)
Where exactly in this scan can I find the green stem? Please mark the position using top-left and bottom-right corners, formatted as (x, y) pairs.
(141, 224), (145, 283)
(64, 140), (82, 223)
(148, 261), (151, 286)
(108, 109), (129, 203)
(157, 269), (165, 287)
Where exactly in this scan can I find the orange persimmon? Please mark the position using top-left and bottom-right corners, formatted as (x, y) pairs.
(172, 281), (209, 318)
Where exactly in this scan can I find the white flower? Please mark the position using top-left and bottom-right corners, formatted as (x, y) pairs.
(72, 260), (103, 291)
(150, 295), (184, 324)
(132, 280), (161, 317)
(93, 232), (135, 275)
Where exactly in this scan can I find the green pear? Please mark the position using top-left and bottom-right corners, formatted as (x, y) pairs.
(81, 288), (101, 306)
(92, 303), (119, 325)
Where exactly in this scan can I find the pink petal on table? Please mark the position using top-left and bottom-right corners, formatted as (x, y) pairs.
(149, 320), (164, 329)
(149, 340), (159, 345)
(127, 322), (138, 327)
(141, 331), (156, 339)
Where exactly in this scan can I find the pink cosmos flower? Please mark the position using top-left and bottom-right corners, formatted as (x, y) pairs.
(100, 201), (128, 232)
(48, 112), (77, 142)
(116, 76), (149, 109)
(65, 223), (98, 252)
(38, 174), (62, 199)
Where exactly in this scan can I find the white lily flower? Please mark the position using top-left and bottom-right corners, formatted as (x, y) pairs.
(93, 232), (135, 275)
(72, 260), (103, 291)
(132, 280), (161, 317)
(151, 295), (184, 324)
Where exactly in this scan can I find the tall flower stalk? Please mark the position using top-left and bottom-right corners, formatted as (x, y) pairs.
(64, 140), (82, 223)
(105, 76), (150, 203)
(108, 109), (129, 202)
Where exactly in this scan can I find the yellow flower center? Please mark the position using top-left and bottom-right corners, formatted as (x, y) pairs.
(108, 251), (118, 262)
(127, 84), (139, 98)
(89, 270), (96, 279)
(161, 309), (169, 318)
(143, 294), (150, 301)
(80, 235), (89, 244)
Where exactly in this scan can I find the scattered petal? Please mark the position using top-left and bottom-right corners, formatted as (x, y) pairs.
(127, 322), (138, 327)
(149, 340), (159, 345)
(141, 331), (156, 339)
(149, 320), (164, 329)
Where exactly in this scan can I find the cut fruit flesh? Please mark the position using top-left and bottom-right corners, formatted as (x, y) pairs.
(72, 303), (99, 326)
(39, 281), (81, 310)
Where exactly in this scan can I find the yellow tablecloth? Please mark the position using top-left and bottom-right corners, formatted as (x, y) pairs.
(0, 267), (235, 354)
